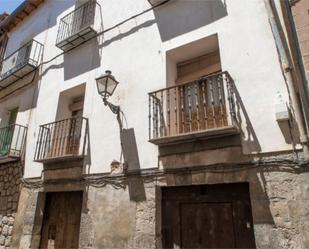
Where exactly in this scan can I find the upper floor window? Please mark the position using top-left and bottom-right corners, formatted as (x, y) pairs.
(149, 34), (238, 142)
(34, 84), (89, 163)
(0, 34), (8, 71)
(0, 107), (27, 161)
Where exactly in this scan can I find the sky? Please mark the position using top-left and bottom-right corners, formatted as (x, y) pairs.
(0, 0), (24, 14)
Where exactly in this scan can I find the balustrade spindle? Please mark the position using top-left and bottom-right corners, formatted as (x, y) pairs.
(50, 123), (58, 157)
(48, 124), (54, 158)
(209, 77), (217, 128)
(160, 91), (164, 137)
(187, 85), (193, 132)
(217, 75), (225, 127)
(148, 95), (151, 139)
(174, 87), (178, 135)
(57, 122), (61, 156)
(194, 81), (200, 130)
(35, 127), (42, 159)
(167, 89), (171, 137)
(44, 127), (50, 159)
(57, 121), (64, 157)
(59, 119), (70, 155)
(152, 96), (156, 138)
(226, 73), (236, 125)
(180, 86), (185, 133)
(43, 126), (48, 158)
(202, 80), (208, 129)
(39, 127), (44, 159)
(71, 118), (76, 154)
(154, 93), (159, 138)
(14, 126), (20, 151)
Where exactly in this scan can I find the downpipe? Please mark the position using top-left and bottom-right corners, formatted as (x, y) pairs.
(264, 0), (309, 157)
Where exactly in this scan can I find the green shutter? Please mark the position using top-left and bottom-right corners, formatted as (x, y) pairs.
(0, 108), (18, 156)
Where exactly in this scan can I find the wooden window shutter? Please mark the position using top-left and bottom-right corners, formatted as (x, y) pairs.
(176, 51), (221, 84)
(0, 33), (8, 71)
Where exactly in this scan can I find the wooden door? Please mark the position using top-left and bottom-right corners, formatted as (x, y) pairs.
(180, 203), (235, 248)
(162, 183), (256, 249)
(39, 191), (83, 249)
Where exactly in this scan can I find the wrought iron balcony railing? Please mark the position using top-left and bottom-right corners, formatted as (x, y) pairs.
(0, 124), (27, 161)
(148, 71), (238, 142)
(56, 0), (102, 51)
(34, 116), (89, 162)
(0, 39), (44, 88)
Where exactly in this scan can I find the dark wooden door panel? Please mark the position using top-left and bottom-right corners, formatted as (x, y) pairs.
(39, 191), (83, 249)
(233, 200), (256, 248)
(180, 202), (236, 249)
(162, 183), (256, 249)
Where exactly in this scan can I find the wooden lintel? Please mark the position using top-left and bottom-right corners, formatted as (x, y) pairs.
(28, 3), (37, 9)
(15, 15), (23, 22)
(22, 10), (30, 16)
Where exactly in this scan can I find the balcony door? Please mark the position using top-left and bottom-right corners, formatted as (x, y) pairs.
(66, 109), (83, 156)
(0, 108), (18, 156)
(66, 97), (84, 156)
(72, 0), (95, 36)
(15, 38), (33, 71)
(46, 97), (84, 159)
(176, 51), (227, 133)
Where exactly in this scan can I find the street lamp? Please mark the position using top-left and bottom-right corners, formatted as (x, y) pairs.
(96, 70), (120, 114)
(95, 70), (127, 172)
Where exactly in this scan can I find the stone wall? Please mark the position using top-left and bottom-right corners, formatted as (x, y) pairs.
(0, 162), (22, 249)
(12, 159), (309, 249)
(79, 163), (309, 249)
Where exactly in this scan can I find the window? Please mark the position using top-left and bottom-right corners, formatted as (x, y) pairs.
(0, 34), (8, 71)
(175, 51), (227, 132)
(0, 107), (18, 156)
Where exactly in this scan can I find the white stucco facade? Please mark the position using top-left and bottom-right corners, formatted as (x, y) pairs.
(0, 0), (300, 178)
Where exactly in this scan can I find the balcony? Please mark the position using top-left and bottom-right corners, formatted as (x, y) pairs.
(0, 124), (27, 163)
(34, 116), (89, 163)
(148, 71), (239, 145)
(56, 0), (102, 51)
(0, 40), (43, 88)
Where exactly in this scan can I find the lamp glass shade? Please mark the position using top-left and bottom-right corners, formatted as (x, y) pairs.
(96, 71), (119, 99)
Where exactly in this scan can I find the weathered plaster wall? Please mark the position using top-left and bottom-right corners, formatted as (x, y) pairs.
(0, 162), (22, 249)
(12, 159), (309, 249)
(0, 84), (37, 128)
(0, 0), (298, 178)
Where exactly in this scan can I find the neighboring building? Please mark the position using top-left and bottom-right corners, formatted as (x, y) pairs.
(0, 10), (26, 249)
(0, 0), (307, 248)
(290, 0), (309, 82)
